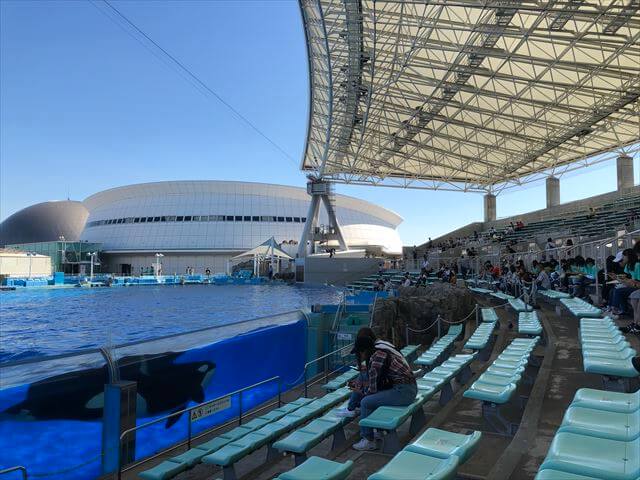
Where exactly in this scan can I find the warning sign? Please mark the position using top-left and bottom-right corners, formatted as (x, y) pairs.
(190, 396), (231, 422)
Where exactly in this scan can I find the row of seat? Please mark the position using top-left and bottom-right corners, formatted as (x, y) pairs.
(400, 344), (420, 362)
(519, 311), (543, 336)
(464, 321), (497, 361)
(536, 388), (640, 480)
(272, 426), (484, 480)
(139, 396), (322, 480)
(145, 344), (422, 479)
(508, 298), (530, 312)
(491, 292), (515, 301)
(360, 353), (477, 454)
(464, 337), (540, 435)
(273, 399), (354, 466)
(414, 324), (462, 368)
(322, 369), (360, 392)
(368, 428), (482, 480)
(480, 307), (498, 322)
(580, 317), (639, 390)
(538, 290), (571, 300)
(469, 287), (493, 294)
(560, 297), (603, 318)
(202, 388), (353, 480)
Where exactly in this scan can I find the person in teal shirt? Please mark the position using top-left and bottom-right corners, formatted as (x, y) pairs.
(607, 249), (639, 316)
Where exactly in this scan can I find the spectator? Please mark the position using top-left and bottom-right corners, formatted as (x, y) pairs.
(402, 272), (412, 287)
(335, 327), (378, 419)
(348, 333), (417, 451)
(536, 262), (552, 290)
(606, 249), (639, 317)
(545, 238), (556, 259)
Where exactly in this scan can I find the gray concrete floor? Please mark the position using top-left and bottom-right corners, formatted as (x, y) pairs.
(123, 298), (640, 480)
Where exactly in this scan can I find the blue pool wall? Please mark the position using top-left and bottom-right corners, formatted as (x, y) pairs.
(0, 312), (309, 480)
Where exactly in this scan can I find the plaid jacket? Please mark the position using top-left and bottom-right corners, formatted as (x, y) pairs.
(364, 348), (416, 395)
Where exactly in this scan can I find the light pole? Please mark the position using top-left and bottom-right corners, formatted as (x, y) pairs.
(87, 252), (97, 281)
(58, 235), (66, 273)
(155, 253), (164, 278)
(26, 252), (35, 279)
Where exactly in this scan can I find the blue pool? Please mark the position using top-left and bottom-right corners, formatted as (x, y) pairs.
(0, 284), (342, 362)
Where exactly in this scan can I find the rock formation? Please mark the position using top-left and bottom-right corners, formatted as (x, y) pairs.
(371, 282), (476, 348)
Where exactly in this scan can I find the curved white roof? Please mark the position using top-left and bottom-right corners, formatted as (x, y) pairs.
(83, 180), (402, 227)
(300, 1), (640, 191)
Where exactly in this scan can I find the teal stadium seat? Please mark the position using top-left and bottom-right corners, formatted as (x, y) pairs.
(580, 318), (639, 391)
(368, 428), (481, 480)
(274, 457), (353, 480)
(537, 387), (640, 480)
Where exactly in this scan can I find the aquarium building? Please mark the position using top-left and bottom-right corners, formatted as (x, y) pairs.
(80, 181), (403, 275)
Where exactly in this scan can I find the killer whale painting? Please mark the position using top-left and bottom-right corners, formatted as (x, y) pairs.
(3, 352), (215, 428)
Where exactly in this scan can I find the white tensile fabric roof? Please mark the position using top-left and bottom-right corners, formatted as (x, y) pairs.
(300, 0), (640, 191)
(232, 237), (293, 260)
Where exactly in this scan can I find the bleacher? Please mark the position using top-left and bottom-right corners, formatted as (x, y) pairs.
(422, 189), (640, 259)
(132, 284), (640, 480)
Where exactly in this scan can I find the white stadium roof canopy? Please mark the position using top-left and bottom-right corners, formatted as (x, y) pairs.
(299, 0), (640, 192)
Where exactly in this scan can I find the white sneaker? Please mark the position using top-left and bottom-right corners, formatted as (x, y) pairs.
(334, 407), (359, 418)
(352, 438), (377, 451)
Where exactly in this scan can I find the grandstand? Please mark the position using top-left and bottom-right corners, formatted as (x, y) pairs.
(128, 284), (639, 480)
(419, 187), (640, 262)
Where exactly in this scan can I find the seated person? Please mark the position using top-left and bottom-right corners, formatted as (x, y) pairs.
(536, 263), (552, 290)
(606, 249), (640, 317)
(348, 332), (417, 451)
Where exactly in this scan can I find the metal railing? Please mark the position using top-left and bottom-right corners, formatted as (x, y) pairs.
(117, 375), (281, 479)
(302, 343), (355, 397)
(0, 466), (27, 480)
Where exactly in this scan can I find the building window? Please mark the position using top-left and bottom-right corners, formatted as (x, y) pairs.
(147, 217), (153, 222)
(199, 216), (207, 222)
(235, 216), (243, 221)
(177, 216), (184, 221)
(125, 217), (134, 223)
(252, 216), (259, 221)
(286, 217), (293, 222)
(154, 217), (161, 222)
(184, 216), (191, 221)
(161, 216), (167, 222)
(134, 218), (140, 223)
(140, 217), (147, 223)
(226, 216), (234, 221)
(294, 217), (300, 223)
(167, 216), (176, 222)
(244, 216), (251, 221)
(277, 216), (285, 222)
(302, 217), (307, 222)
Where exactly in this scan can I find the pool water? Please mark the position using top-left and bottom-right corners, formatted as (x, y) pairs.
(0, 284), (342, 362)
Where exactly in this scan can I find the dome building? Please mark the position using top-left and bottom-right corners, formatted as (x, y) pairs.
(0, 200), (89, 247)
(80, 181), (403, 275)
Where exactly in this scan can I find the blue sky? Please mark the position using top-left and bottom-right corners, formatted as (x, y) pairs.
(1, 0), (637, 245)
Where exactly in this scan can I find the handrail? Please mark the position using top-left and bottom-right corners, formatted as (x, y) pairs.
(117, 375), (280, 479)
(369, 292), (379, 327)
(0, 466), (27, 480)
(302, 342), (355, 397)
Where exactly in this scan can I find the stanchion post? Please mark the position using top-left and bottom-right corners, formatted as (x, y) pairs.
(475, 304), (479, 327)
(405, 325), (409, 346)
(437, 316), (442, 339)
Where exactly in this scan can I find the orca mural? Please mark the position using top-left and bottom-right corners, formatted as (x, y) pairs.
(3, 353), (215, 428)
(0, 315), (307, 480)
